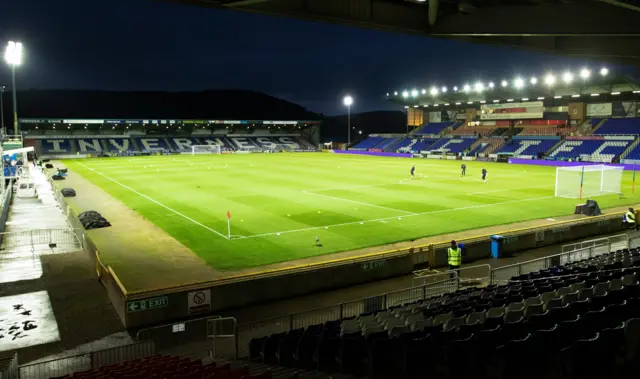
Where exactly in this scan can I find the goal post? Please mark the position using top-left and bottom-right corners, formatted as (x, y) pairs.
(555, 165), (623, 199)
(191, 145), (221, 155)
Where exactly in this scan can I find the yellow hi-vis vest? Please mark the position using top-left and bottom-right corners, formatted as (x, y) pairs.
(627, 211), (636, 224)
(448, 247), (462, 266)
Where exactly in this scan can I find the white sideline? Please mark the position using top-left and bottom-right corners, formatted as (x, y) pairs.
(76, 162), (230, 240)
(302, 190), (417, 215)
(233, 195), (555, 240)
(467, 184), (553, 195)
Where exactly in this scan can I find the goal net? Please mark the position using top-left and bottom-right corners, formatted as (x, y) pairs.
(191, 145), (221, 155)
(555, 165), (623, 198)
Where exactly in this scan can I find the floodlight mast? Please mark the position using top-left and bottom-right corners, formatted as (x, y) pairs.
(4, 41), (23, 136)
(343, 95), (354, 145)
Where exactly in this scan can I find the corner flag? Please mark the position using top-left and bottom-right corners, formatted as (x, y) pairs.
(579, 166), (585, 200)
(634, 164), (637, 194)
(227, 211), (231, 239)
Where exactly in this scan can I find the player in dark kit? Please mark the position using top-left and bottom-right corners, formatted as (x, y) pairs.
(482, 168), (488, 183)
(410, 165), (416, 180)
(461, 163), (466, 177)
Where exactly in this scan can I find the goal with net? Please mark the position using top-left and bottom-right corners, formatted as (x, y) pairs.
(555, 164), (623, 198)
(191, 145), (221, 155)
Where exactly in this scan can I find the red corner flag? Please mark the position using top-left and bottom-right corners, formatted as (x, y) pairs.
(227, 211), (231, 220)
(226, 211), (231, 239)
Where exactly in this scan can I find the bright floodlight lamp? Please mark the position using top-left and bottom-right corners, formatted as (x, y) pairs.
(411, 89), (418, 97)
(501, 80), (508, 87)
(580, 68), (591, 79)
(545, 74), (556, 86)
(530, 77), (538, 85)
(402, 91), (409, 98)
(514, 77), (525, 89)
(463, 84), (471, 92)
(475, 82), (484, 92)
(343, 95), (354, 145)
(343, 95), (353, 106)
(430, 87), (438, 96)
(421, 89), (427, 95)
(4, 41), (23, 66)
(441, 86), (447, 93)
(488, 82), (495, 89)
(453, 86), (458, 92)
(562, 72), (574, 84)
(600, 67), (609, 76)
(394, 91), (398, 95)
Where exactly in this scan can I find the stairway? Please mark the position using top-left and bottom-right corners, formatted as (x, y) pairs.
(483, 139), (505, 155)
(619, 137), (640, 161)
(546, 137), (566, 156)
(0, 168), (81, 284)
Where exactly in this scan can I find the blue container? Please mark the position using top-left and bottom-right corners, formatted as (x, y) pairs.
(491, 235), (505, 259)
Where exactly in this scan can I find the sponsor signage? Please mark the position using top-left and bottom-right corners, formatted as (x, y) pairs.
(586, 103), (613, 117)
(481, 101), (543, 109)
(63, 119), (105, 124)
(480, 111), (544, 120)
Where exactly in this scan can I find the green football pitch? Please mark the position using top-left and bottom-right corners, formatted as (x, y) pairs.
(66, 153), (640, 271)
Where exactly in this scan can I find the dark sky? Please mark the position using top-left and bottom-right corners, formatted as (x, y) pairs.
(0, 0), (634, 116)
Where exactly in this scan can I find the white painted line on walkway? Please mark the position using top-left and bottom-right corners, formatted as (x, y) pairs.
(76, 162), (229, 240)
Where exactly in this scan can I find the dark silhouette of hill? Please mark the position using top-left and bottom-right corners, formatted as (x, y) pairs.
(5, 89), (321, 121)
(323, 110), (407, 141)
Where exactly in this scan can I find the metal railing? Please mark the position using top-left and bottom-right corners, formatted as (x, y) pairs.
(489, 241), (627, 284)
(412, 264), (491, 288)
(208, 317), (238, 359)
(561, 234), (628, 254)
(0, 229), (81, 250)
(18, 341), (155, 379)
(136, 315), (222, 352)
(236, 277), (459, 358)
(0, 354), (19, 379)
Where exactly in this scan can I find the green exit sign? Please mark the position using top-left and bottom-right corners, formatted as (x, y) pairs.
(127, 296), (168, 313)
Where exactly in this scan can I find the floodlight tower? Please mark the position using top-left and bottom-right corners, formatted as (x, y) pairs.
(0, 86), (5, 135)
(4, 41), (23, 136)
(343, 95), (354, 145)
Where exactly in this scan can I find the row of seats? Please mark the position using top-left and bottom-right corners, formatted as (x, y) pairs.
(449, 126), (495, 136)
(495, 138), (558, 157)
(248, 247), (640, 378)
(519, 126), (576, 136)
(413, 122), (456, 135)
(595, 118), (640, 135)
(549, 139), (631, 161)
(32, 136), (313, 154)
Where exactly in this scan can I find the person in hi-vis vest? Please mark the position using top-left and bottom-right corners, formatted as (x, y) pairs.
(448, 240), (462, 279)
(626, 208), (638, 231)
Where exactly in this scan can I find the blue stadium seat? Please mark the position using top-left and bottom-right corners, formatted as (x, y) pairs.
(549, 139), (630, 161)
(595, 118), (640, 135)
(427, 138), (477, 154)
(496, 139), (558, 157)
(350, 136), (385, 150)
(40, 138), (73, 154)
(414, 122), (455, 135)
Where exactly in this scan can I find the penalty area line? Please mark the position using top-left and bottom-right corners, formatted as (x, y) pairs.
(235, 195), (555, 240)
(302, 190), (417, 215)
(76, 161), (230, 240)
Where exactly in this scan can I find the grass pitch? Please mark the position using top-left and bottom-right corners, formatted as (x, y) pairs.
(66, 153), (639, 271)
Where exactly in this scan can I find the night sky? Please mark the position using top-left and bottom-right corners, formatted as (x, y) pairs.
(0, 0), (634, 115)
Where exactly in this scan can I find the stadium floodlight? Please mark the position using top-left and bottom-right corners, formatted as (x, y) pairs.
(563, 72), (574, 84)
(507, 99), (514, 102)
(530, 77), (538, 85)
(600, 67), (609, 76)
(537, 96), (545, 100)
(501, 80), (508, 87)
(411, 89), (418, 97)
(463, 84), (471, 92)
(522, 98), (529, 101)
(488, 82), (494, 89)
(441, 86), (447, 93)
(591, 93), (600, 97)
(4, 41), (23, 136)
(572, 94), (580, 98)
(545, 74), (556, 86)
(514, 77), (524, 89)
(430, 87), (438, 96)
(493, 99), (500, 103)
(453, 86), (458, 92)
(402, 91), (409, 98)
(554, 95), (562, 99)
(580, 68), (591, 79)
(455, 102), (461, 105)
(611, 92), (621, 95)
(475, 82), (484, 92)
(386, 92), (389, 96)
(394, 91), (398, 95)
(343, 95), (354, 145)
(421, 89), (427, 95)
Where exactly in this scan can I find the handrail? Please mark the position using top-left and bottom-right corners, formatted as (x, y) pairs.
(126, 209), (630, 298)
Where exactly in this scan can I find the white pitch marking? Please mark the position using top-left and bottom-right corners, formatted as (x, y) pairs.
(467, 184), (552, 196)
(302, 190), (416, 215)
(234, 195), (555, 240)
(76, 162), (229, 240)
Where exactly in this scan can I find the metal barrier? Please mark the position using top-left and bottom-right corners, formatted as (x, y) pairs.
(236, 277), (459, 358)
(562, 234), (628, 254)
(412, 264), (491, 288)
(0, 229), (81, 250)
(18, 341), (155, 379)
(490, 244), (615, 284)
(0, 354), (19, 379)
(136, 315), (222, 352)
(207, 317), (238, 359)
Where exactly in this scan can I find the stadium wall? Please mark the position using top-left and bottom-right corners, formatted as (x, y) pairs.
(332, 150), (412, 158)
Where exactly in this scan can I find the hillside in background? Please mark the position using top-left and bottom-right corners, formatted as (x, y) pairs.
(323, 111), (407, 142)
(6, 89), (321, 122)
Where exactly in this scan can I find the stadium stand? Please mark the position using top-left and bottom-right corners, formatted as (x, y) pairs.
(450, 126), (495, 137)
(427, 137), (477, 154)
(549, 139), (632, 162)
(40, 138), (74, 155)
(375, 137), (401, 151)
(467, 138), (504, 156)
(407, 138), (439, 153)
(413, 122), (455, 135)
(248, 247), (640, 379)
(496, 138), (559, 157)
(350, 136), (385, 150)
(594, 118), (640, 135)
(518, 126), (576, 136)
